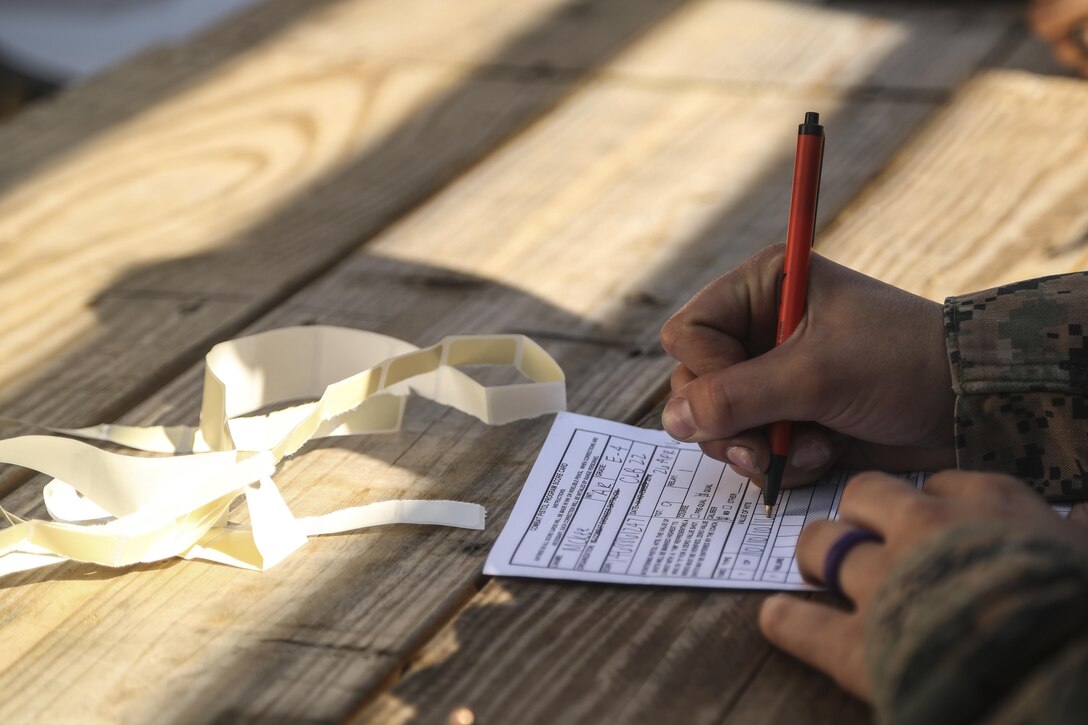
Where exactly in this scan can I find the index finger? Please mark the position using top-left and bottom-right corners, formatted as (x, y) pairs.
(659, 246), (782, 376)
(837, 471), (933, 539)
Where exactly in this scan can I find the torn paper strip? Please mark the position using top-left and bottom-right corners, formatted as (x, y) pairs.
(0, 327), (565, 578)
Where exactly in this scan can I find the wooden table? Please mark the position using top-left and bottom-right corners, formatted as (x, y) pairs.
(2, 1), (1087, 722)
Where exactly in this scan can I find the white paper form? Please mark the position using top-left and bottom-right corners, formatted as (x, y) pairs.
(485, 412), (926, 591)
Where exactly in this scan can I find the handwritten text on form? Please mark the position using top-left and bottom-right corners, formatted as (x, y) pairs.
(485, 412), (926, 590)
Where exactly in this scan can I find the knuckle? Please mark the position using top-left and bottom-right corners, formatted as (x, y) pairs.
(841, 471), (883, 505)
(797, 519), (830, 552)
(754, 242), (788, 268)
(702, 379), (736, 435)
(699, 439), (730, 465)
(659, 316), (685, 356)
(960, 474), (1006, 503)
(670, 364), (691, 392)
(925, 469), (958, 488)
(929, 470), (1030, 510)
(970, 472), (1032, 516)
(956, 471), (995, 495)
(758, 595), (789, 639)
(987, 473), (1026, 497)
(741, 244), (788, 293)
(898, 496), (948, 533)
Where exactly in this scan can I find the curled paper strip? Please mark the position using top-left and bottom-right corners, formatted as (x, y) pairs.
(0, 327), (566, 578)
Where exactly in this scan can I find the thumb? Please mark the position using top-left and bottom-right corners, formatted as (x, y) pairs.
(662, 343), (818, 442)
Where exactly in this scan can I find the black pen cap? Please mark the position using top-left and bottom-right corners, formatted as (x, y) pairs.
(799, 111), (823, 136)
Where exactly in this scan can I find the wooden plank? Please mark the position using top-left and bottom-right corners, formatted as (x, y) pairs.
(350, 407), (867, 725)
(605, 0), (1015, 92)
(718, 71), (1088, 723)
(0, 2), (1026, 722)
(364, 577), (779, 724)
(0, 0), (607, 198)
(0, 0), (1016, 450)
(817, 70), (1088, 299)
(357, 71), (1088, 725)
(996, 29), (1082, 78)
(0, 80), (932, 721)
(358, 418), (866, 725)
(0, 0), (687, 478)
(0, 60), (556, 413)
(287, 0), (1013, 93)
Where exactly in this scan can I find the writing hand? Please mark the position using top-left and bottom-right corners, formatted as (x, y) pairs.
(660, 245), (955, 487)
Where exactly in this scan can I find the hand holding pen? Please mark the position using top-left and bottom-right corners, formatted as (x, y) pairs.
(660, 117), (957, 501)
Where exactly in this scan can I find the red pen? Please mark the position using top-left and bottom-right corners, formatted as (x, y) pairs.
(764, 112), (825, 517)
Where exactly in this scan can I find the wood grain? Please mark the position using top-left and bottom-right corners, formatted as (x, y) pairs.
(359, 66), (1088, 725)
(358, 411), (867, 725)
(0, 0), (1017, 438)
(0, 61), (554, 412)
(818, 70), (1088, 299)
(283, 0), (1013, 93)
(0, 0), (689, 500)
(0, 83), (929, 722)
(0, 1), (1050, 723)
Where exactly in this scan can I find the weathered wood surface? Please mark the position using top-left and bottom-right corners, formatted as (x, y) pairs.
(819, 70), (1088, 299)
(0, 0), (1008, 506)
(358, 66), (1088, 725)
(0, 83), (930, 722)
(2, 0), (1076, 723)
(0, 0), (1007, 431)
(0, 0), (605, 429)
(278, 0), (1012, 93)
(0, 0), (693, 506)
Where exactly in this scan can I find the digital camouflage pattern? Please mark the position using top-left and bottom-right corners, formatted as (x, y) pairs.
(945, 272), (1088, 501)
(858, 273), (1088, 725)
(866, 523), (1088, 725)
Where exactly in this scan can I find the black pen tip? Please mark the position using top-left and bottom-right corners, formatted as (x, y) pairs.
(764, 455), (787, 507)
(805, 111), (819, 125)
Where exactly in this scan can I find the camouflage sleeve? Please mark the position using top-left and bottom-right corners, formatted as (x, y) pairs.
(866, 523), (1088, 725)
(945, 273), (1088, 501)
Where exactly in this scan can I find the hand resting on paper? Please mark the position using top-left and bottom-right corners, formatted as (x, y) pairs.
(758, 469), (1088, 710)
(659, 244), (955, 488)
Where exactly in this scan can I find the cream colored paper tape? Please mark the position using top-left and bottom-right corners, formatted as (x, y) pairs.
(0, 327), (565, 578)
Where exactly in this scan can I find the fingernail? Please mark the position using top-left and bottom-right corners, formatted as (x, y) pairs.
(726, 446), (756, 472)
(662, 397), (696, 440)
(791, 439), (831, 470)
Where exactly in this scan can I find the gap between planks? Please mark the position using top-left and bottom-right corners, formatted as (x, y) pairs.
(0, 2), (1044, 718)
(348, 73), (1088, 725)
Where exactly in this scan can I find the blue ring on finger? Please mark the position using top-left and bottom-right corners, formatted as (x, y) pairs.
(823, 529), (882, 598)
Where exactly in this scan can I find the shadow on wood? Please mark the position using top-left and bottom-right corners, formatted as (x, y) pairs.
(0, 0), (1052, 723)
